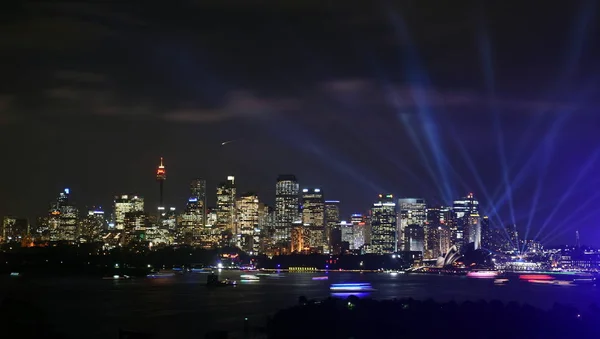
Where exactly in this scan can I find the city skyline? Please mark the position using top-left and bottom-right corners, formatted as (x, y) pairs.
(0, 158), (593, 247)
(0, 159), (578, 250)
(1, 1), (599, 246)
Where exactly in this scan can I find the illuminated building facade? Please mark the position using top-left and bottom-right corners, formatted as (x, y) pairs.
(351, 214), (367, 250)
(370, 194), (397, 254)
(237, 192), (260, 253)
(190, 179), (207, 227)
(404, 224), (425, 253)
(47, 188), (79, 242)
(481, 216), (493, 250)
(453, 193), (480, 250)
(397, 198), (427, 251)
(425, 206), (453, 258)
(113, 195), (144, 230)
(340, 221), (353, 250)
(180, 197), (204, 244)
(324, 200), (340, 253)
(290, 222), (310, 253)
(1, 217), (29, 243)
(216, 176), (237, 233)
(159, 207), (177, 229)
(179, 179), (207, 244)
(79, 209), (105, 243)
(124, 211), (146, 244)
(301, 188), (325, 250)
(274, 175), (300, 241)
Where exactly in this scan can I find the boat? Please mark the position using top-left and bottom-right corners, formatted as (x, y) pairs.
(103, 274), (131, 280)
(240, 274), (260, 280)
(147, 272), (175, 278)
(330, 283), (375, 292)
(206, 273), (236, 287)
(466, 271), (499, 279)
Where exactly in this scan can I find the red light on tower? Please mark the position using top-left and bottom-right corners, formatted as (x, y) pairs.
(156, 157), (166, 181)
(156, 157), (166, 208)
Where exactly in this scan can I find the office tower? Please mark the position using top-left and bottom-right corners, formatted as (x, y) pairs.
(404, 224), (425, 253)
(123, 211), (146, 244)
(339, 220), (354, 250)
(350, 214), (367, 250)
(156, 157), (166, 209)
(48, 188), (79, 242)
(79, 208), (106, 243)
(190, 179), (207, 227)
(453, 193), (480, 250)
(180, 197), (203, 244)
(397, 198), (427, 251)
(206, 208), (218, 227)
(504, 223), (519, 253)
(290, 221), (309, 253)
(113, 195), (144, 230)
(160, 207), (177, 229)
(425, 206), (452, 258)
(481, 216), (493, 250)
(324, 200), (340, 253)
(301, 188), (325, 250)
(257, 204), (273, 254)
(237, 192), (260, 253)
(216, 176), (237, 233)
(1, 217), (29, 243)
(302, 189), (325, 226)
(370, 194), (397, 254)
(274, 175), (300, 241)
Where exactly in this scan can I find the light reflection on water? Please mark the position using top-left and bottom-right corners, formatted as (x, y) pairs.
(1, 272), (598, 339)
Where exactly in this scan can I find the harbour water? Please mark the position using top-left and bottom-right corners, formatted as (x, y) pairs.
(1, 271), (597, 338)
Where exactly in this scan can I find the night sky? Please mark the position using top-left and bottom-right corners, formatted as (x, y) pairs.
(1, 1), (599, 246)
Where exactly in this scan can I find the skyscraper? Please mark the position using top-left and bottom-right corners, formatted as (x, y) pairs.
(114, 195), (144, 230)
(79, 208), (105, 243)
(189, 179), (207, 227)
(156, 157), (166, 209)
(404, 224), (425, 253)
(350, 214), (367, 250)
(1, 217), (29, 243)
(237, 192), (260, 253)
(179, 179), (207, 244)
(216, 176), (237, 233)
(340, 220), (353, 250)
(324, 200), (340, 253)
(370, 194), (397, 254)
(481, 216), (493, 250)
(301, 188), (325, 250)
(425, 206), (452, 258)
(48, 188), (78, 242)
(397, 198), (427, 251)
(453, 193), (480, 250)
(274, 175), (300, 241)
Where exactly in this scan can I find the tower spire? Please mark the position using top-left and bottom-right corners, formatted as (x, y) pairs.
(156, 157), (166, 208)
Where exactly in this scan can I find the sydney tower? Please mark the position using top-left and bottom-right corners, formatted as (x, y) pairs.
(156, 157), (166, 208)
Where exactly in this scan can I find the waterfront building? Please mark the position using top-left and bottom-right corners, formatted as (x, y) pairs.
(274, 175), (300, 242)
(397, 198), (426, 251)
(216, 176), (237, 234)
(324, 200), (340, 253)
(237, 192), (260, 254)
(370, 194), (397, 254)
(453, 193), (480, 250)
(114, 195), (144, 230)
